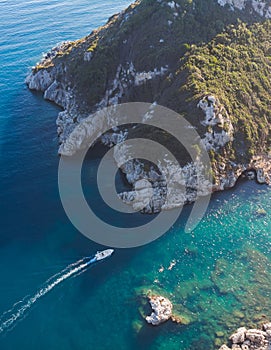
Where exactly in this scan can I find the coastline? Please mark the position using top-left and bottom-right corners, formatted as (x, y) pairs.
(3, 1), (271, 349)
(25, 49), (270, 214)
(21, 1), (271, 348)
(24, 0), (271, 217)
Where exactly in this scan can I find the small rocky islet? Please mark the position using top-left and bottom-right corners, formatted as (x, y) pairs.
(132, 242), (271, 349)
(138, 291), (192, 326)
(145, 295), (174, 325)
(143, 293), (271, 350)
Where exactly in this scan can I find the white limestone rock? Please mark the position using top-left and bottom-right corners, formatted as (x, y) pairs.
(219, 346), (231, 350)
(83, 51), (93, 62)
(58, 111), (107, 156)
(198, 95), (233, 151)
(44, 80), (68, 108)
(217, 0), (246, 10)
(101, 130), (128, 147)
(263, 323), (271, 331)
(145, 295), (173, 326)
(219, 323), (271, 350)
(245, 329), (266, 344)
(217, 0), (271, 18)
(230, 327), (247, 344)
(134, 66), (168, 86)
(166, 0), (180, 10)
(96, 63), (167, 109)
(202, 130), (233, 151)
(117, 144), (213, 213)
(25, 68), (55, 91)
(256, 168), (266, 184)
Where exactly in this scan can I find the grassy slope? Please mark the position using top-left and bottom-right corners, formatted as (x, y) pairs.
(175, 21), (271, 163)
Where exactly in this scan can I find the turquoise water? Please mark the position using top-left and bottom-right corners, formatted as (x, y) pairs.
(0, 1), (271, 349)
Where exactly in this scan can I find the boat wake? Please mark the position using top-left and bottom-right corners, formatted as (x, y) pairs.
(0, 257), (94, 335)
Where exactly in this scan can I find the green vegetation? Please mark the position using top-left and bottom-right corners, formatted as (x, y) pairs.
(35, 0), (271, 168)
(59, 0), (262, 107)
(178, 20), (271, 161)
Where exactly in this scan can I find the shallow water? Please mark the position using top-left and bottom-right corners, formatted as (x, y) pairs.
(0, 1), (271, 349)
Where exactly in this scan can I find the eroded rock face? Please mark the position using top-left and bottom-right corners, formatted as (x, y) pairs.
(198, 95), (234, 152)
(117, 157), (212, 214)
(25, 68), (55, 91)
(145, 295), (173, 325)
(219, 323), (271, 350)
(230, 327), (247, 344)
(217, 0), (271, 18)
(245, 329), (266, 344)
(250, 156), (271, 184)
(26, 0), (271, 215)
(44, 80), (68, 107)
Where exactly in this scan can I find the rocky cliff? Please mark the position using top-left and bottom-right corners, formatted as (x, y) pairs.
(26, 0), (271, 212)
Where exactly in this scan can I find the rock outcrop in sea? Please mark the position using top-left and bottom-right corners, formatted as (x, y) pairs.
(219, 323), (271, 350)
(26, 0), (271, 213)
(145, 295), (173, 325)
(135, 287), (194, 330)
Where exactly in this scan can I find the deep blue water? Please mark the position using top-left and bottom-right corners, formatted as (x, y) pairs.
(0, 1), (271, 350)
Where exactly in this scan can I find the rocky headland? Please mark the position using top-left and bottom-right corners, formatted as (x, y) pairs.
(26, 0), (271, 213)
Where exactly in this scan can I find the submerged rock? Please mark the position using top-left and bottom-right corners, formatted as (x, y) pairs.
(255, 208), (267, 217)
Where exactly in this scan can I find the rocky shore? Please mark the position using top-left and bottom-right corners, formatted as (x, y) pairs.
(219, 324), (271, 350)
(25, 0), (271, 214)
(25, 57), (271, 213)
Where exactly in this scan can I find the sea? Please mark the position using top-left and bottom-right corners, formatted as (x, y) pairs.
(0, 1), (271, 349)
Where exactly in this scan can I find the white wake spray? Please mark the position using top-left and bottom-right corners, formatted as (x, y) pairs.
(0, 257), (93, 334)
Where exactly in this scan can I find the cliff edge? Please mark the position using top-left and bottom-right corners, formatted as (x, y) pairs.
(26, 0), (271, 212)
